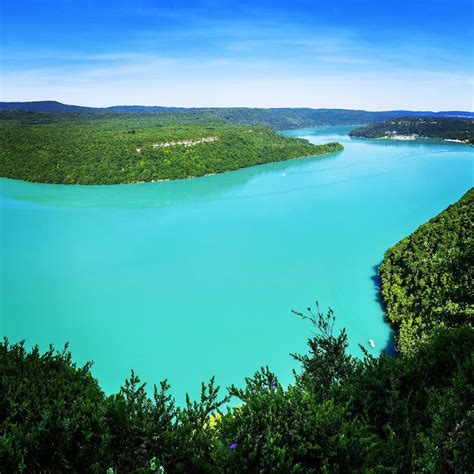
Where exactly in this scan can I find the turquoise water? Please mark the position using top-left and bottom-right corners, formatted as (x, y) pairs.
(1, 126), (472, 401)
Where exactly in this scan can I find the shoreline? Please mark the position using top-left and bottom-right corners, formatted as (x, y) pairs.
(0, 146), (343, 187)
(352, 135), (472, 145)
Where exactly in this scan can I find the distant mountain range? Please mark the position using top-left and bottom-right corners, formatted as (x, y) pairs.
(1, 101), (473, 129)
(0, 101), (187, 113)
(1, 100), (473, 117)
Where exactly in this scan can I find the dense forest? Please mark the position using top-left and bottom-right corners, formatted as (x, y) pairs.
(1, 192), (473, 472)
(0, 111), (342, 185)
(379, 188), (473, 354)
(1, 101), (473, 129)
(349, 117), (474, 143)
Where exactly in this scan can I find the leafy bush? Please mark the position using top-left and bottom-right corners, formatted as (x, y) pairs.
(1, 314), (472, 472)
(0, 341), (108, 472)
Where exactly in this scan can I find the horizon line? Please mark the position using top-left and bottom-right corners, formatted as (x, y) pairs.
(1, 100), (473, 114)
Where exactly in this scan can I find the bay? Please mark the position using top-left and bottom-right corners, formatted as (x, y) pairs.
(1, 126), (472, 401)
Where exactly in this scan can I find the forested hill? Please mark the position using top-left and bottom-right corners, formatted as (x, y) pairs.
(1, 101), (473, 129)
(0, 101), (187, 114)
(349, 117), (474, 143)
(379, 188), (473, 354)
(0, 111), (342, 185)
(202, 108), (473, 130)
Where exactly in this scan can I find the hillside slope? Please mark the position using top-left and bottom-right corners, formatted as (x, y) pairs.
(379, 189), (473, 353)
(350, 117), (474, 144)
(0, 111), (342, 184)
(1, 101), (472, 130)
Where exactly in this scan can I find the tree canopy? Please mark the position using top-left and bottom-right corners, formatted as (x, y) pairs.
(0, 111), (342, 184)
(2, 102), (472, 129)
(349, 117), (474, 144)
(379, 188), (473, 353)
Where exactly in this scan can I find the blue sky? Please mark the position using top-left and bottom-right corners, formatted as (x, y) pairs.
(1, 0), (473, 109)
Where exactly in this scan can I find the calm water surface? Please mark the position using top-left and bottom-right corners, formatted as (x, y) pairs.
(1, 126), (472, 400)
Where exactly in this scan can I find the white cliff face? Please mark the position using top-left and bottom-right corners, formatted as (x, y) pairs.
(152, 136), (218, 148)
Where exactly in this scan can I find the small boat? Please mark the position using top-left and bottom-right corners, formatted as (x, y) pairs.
(369, 339), (375, 348)
(282, 173), (287, 176)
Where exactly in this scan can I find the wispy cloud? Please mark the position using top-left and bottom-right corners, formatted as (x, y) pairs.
(1, 0), (473, 109)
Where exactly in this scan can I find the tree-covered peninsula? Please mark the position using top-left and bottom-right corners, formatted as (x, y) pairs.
(349, 117), (474, 143)
(0, 111), (342, 185)
(379, 188), (473, 354)
(1, 190), (473, 472)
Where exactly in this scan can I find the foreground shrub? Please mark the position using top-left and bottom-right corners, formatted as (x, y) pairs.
(1, 314), (472, 472)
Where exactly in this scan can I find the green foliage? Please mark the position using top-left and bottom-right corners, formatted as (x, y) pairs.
(349, 117), (474, 143)
(0, 340), (108, 472)
(291, 305), (354, 400)
(1, 317), (473, 472)
(104, 372), (229, 473)
(215, 310), (370, 473)
(0, 111), (343, 184)
(195, 108), (409, 130)
(0, 339), (230, 473)
(2, 101), (472, 129)
(379, 189), (473, 353)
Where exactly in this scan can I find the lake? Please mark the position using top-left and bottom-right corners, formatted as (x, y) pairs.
(1, 126), (472, 401)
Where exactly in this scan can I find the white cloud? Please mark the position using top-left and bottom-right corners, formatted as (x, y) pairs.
(1, 19), (472, 111)
(2, 66), (472, 110)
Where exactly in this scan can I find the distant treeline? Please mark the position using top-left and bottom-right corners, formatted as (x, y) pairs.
(350, 117), (474, 144)
(0, 111), (342, 185)
(1, 101), (473, 130)
(379, 188), (474, 353)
